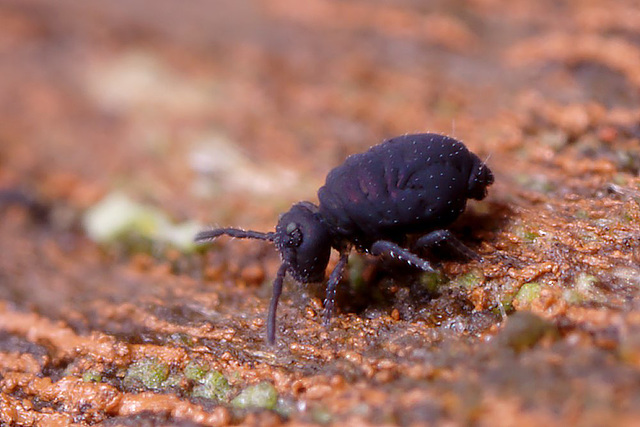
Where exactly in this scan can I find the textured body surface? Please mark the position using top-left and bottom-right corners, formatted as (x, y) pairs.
(318, 133), (493, 248)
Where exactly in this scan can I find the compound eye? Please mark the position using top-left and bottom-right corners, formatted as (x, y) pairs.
(285, 222), (303, 247)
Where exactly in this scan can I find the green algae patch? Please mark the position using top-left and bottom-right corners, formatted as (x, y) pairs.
(163, 372), (184, 388)
(348, 253), (367, 293)
(192, 370), (231, 401)
(82, 370), (102, 383)
(511, 223), (541, 244)
(420, 271), (448, 293)
(124, 358), (170, 390)
(450, 269), (485, 290)
(231, 382), (278, 410)
(514, 282), (541, 307)
(522, 230), (540, 243)
(184, 360), (231, 401)
(494, 287), (516, 316)
(184, 360), (208, 382)
(499, 311), (558, 352)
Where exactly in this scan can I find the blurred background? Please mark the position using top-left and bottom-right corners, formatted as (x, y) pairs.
(1, 0), (640, 425)
(3, 0), (638, 226)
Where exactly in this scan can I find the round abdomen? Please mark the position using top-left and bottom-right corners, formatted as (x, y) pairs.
(317, 133), (492, 247)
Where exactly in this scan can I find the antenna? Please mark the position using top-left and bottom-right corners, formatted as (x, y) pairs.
(195, 228), (275, 242)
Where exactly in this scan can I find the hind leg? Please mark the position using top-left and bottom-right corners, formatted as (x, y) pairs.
(370, 240), (435, 272)
(413, 230), (480, 261)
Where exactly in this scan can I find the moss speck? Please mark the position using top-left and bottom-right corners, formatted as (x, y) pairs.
(184, 360), (208, 382)
(499, 311), (558, 352)
(511, 223), (541, 243)
(124, 358), (170, 390)
(82, 370), (102, 383)
(192, 370), (231, 401)
(231, 382), (278, 410)
(420, 271), (447, 293)
(514, 282), (541, 307)
(348, 253), (367, 292)
(451, 269), (484, 290)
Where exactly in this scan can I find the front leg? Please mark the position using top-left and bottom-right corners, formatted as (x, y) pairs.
(323, 251), (349, 326)
(266, 263), (289, 345)
(370, 240), (435, 272)
(413, 229), (481, 261)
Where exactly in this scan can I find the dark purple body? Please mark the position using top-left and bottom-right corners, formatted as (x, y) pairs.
(317, 134), (492, 249)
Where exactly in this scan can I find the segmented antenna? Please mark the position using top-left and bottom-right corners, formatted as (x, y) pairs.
(194, 228), (275, 242)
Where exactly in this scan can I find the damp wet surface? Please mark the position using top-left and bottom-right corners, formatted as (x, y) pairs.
(1, 0), (640, 425)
